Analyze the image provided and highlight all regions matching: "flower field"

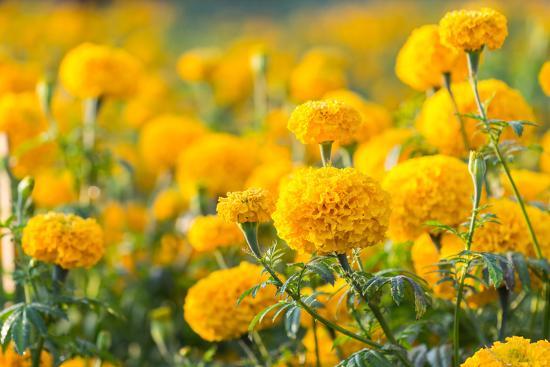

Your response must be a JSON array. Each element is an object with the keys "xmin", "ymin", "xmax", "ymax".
[{"xmin": 0, "ymin": 1, "xmax": 550, "ymax": 366}]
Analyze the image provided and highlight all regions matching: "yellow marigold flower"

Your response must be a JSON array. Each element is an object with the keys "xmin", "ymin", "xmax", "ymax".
[
  {"xmin": 60, "ymin": 357, "xmax": 115, "ymax": 367},
  {"xmin": 323, "ymin": 89, "xmax": 392, "ymax": 143},
  {"xmin": 0, "ymin": 92, "xmax": 55, "ymax": 178},
  {"xmin": 273, "ymin": 167, "xmax": 390, "ymax": 254},
  {"xmin": 176, "ymin": 133, "xmax": 257, "ymax": 199},
  {"xmin": 188, "ymin": 215, "xmax": 243, "ymax": 252},
  {"xmin": 354, "ymin": 128, "xmax": 413, "ymax": 181},
  {"xmin": 126, "ymin": 202, "xmax": 147, "ymax": 233},
  {"xmin": 290, "ymin": 47, "xmax": 347, "ymax": 102},
  {"xmin": 32, "ymin": 169, "xmax": 77, "ymax": 208},
  {"xmin": 153, "ymin": 188, "xmax": 187, "ymax": 221},
  {"xmin": 461, "ymin": 336, "xmax": 550, "ymax": 367},
  {"xmin": 245, "ymin": 159, "xmax": 295, "ymax": 198},
  {"xmin": 177, "ymin": 47, "xmax": 221, "ymax": 82},
  {"xmin": 541, "ymin": 131, "xmax": 550, "ymax": 174},
  {"xmin": 439, "ymin": 7, "xmax": 508, "ymax": 51},
  {"xmin": 472, "ymin": 198, "xmax": 550, "ymax": 258},
  {"xmin": 539, "ymin": 61, "xmax": 550, "ymax": 96},
  {"xmin": 501, "ymin": 169, "xmax": 550, "ymax": 205},
  {"xmin": 217, "ymin": 187, "xmax": 275, "ymax": 224},
  {"xmin": 0, "ymin": 59, "xmax": 38, "ymax": 95},
  {"xmin": 22, "ymin": 212, "xmax": 105, "ymax": 269},
  {"xmin": 183, "ymin": 262, "xmax": 278, "ymax": 341},
  {"xmin": 0, "ymin": 343, "xmax": 53, "ymax": 366},
  {"xmin": 395, "ymin": 24, "xmax": 468, "ymax": 91},
  {"xmin": 154, "ymin": 234, "xmax": 187, "ymax": 266},
  {"xmin": 59, "ymin": 42, "xmax": 142, "ymax": 99},
  {"xmin": 302, "ymin": 326, "xmax": 363, "ymax": 367},
  {"xmin": 301, "ymin": 279, "xmax": 350, "ymax": 327},
  {"xmin": 417, "ymin": 79, "xmax": 535, "ymax": 157},
  {"xmin": 288, "ymin": 100, "xmax": 361, "ymax": 145},
  {"xmin": 138, "ymin": 114, "xmax": 205, "ymax": 173},
  {"xmin": 382, "ymin": 155, "xmax": 471, "ymax": 242}
]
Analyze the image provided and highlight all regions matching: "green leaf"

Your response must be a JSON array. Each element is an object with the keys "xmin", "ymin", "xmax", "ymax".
[
  {"xmin": 11, "ymin": 309, "xmax": 30, "ymax": 355},
  {"xmin": 1, "ymin": 309, "xmax": 21, "ymax": 344},
  {"xmin": 390, "ymin": 276, "xmax": 406, "ymax": 306},
  {"xmin": 307, "ymin": 261, "xmax": 335, "ymax": 285},
  {"xmin": 248, "ymin": 302, "xmax": 286, "ymax": 332},
  {"xmin": 25, "ymin": 306, "xmax": 47, "ymax": 336},
  {"xmin": 284, "ymin": 306, "xmax": 301, "ymax": 339},
  {"xmin": 404, "ymin": 277, "xmax": 429, "ymax": 319},
  {"xmin": 337, "ymin": 349, "xmax": 394, "ymax": 367},
  {"xmin": 479, "ymin": 253, "xmax": 505, "ymax": 287}
]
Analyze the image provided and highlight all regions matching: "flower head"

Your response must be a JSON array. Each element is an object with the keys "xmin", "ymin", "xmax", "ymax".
[
  {"xmin": 461, "ymin": 336, "xmax": 550, "ymax": 366},
  {"xmin": 439, "ymin": 7, "xmax": 508, "ymax": 51},
  {"xmin": 539, "ymin": 61, "xmax": 550, "ymax": 96},
  {"xmin": 183, "ymin": 262, "xmax": 278, "ymax": 341},
  {"xmin": 0, "ymin": 343, "xmax": 53, "ymax": 367},
  {"xmin": 500, "ymin": 169, "xmax": 550, "ymax": 205},
  {"xmin": 323, "ymin": 89, "xmax": 392, "ymax": 144},
  {"xmin": 138, "ymin": 114, "xmax": 205, "ymax": 173},
  {"xmin": 396, "ymin": 24, "xmax": 467, "ymax": 91},
  {"xmin": 245, "ymin": 159, "xmax": 295, "ymax": 199},
  {"xmin": 32, "ymin": 169, "xmax": 77, "ymax": 208},
  {"xmin": 217, "ymin": 187, "xmax": 275, "ymax": 224},
  {"xmin": 541, "ymin": 131, "xmax": 550, "ymax": 174},
  {"xmin": 59, "ymin": 42, "xmax": 142, "ymax": 99},
  {"xmin": 187, "ymin": 215, "xmax": 243, "ymax": 252},
  {"xmin": 177, "ymin": 47, "xmax": 220, "ymax": 82},
  {"xmin": 382, "ymin": 155, "xmax": 471, "ymax": 242},
  {"xmin": 176, "ymin": 133, "xmax": 257, "ymax": 199},
  {"xmin": 60, "ymin": 358, "xmax": 115, "ymax": 367},
  {"xmin": 287, "ymin": 99, "xmax": 361, "ymax": 145},
  {"xmin": 417, "ymin": 79, "xmax": 534, "ymax": 157},
  {"xmin": 273, "ymin": 167, "xmax": 390, "ymax": 254},
  {"xmin": 152, "ymin": 188, "xmax": 187, "ymax": 221},
  {"xmin": 22, "ymin": 212, "xmax": 105, "ymax": 269}
]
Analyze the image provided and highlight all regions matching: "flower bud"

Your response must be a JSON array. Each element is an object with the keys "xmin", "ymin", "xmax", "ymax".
[{"xmin": 468, "ymin": 150, "xmax": 486, "ymax": 207}]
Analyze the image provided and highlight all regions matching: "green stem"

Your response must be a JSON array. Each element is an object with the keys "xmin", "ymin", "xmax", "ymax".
[
  {"xmin": 453, "ymin": 261, "xmax": 470, "ymax": 367},
  {"xmin": 497, "ymin": 286, "xmax": 510, "ymax": 341},
  {"xmin": 238, "ymin": 337, "xmax": 262, "ymax": 366},
  {"xmin": 320, "ymin": 142, "xmax": 333, "ymax": 167},
  {"xmin": 312, "ymin": 320, "xmax": 321, "ymax": 367},
  {"xmin": 443, "ymin": 72, "xmax": 470, "ymax": 152},
  {"xmin": 31, "ymin": 337, "xmax": 44, "ymax": 367},
  {"xmin": 213, "ymin": 250, "xmax": 228, "ymax": 269},
  {"xmin": 251, "ymin": 331, "xmax": 271, "ymax": 366}
]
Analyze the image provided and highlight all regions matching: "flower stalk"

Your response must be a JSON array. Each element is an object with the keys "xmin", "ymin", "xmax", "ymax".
[{"xmin": 320, "ymin": 141, "xmax": 333, "ymax": 167}]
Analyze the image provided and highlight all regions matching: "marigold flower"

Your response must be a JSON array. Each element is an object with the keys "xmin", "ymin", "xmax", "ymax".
[
  {"xmin": 287, "ymin": 100, "xmax": 361, "ymax": 145},
  {"xmin": 187, "ymin": 215, "xmax": 243, "ymax": 252},
  {"xmin": 245, "ymin": 159, "xmax": 295, "ymax": 198},
  {"xmin": 183, "ymin": 262, "xmax": 278, "ymax": 341},
  {"xmin": 541, "ymin": 131, "xmax": 550, "ymax": 174},
  {"xmin": 354, "ymin": 128, "xmax": 413, "ymax": 180},
  {"xmin": 177, "ymin": 47, "xmax": 221, "ymax": 82},
  {"xmin": 472, "ymin": 198, "xmax": 550, "ymax": 258},
  {"xmin": 32, "ymin": 169, "xmax": 77, "ymax": 208},
  {"xmin": 0, "ymin": 59, "xmax": 38, "ymax": 95},
  {"xmin": 154, "ymin": 234, "xmax": 187, "ymax": 266},
  {"xmin": 22, "ymin": 212, "xmax": 105, "ymax": 269},
  {"xmin": 396, "ymin": 24, "xmax": 467, "ymax": 91},
  {"xmin": 0, "ymin": 92, "xmax": 55, "ymax": 177},
  {"xmin": 302, "ymin": 326, "xmax": 363, "ymax": 367},
  {"xmin": 152, "ymin": 188, "xmax": 187, "ymax": 221},
  {"xmin": 461, "ymin": 336, "xmax": 550, "ymax": 366},
  {"xmin": 439, "ymin": 7, "xmax": 508, "ymax": 51},
  {"xmin": 382, "ymin": 155, "xmax": 471, "ymax": 242},
  {"xmin": 301, "ymin": 279, "xmax": 350, "ymax": 327},
  {"xmin": 290, "ymin": 47, "xmax": 347, "ymax": 102},
  {"xmin": 417, "ymin": 79, "xmax": 535, "ymax": 157},
  {"xmin": 176, "ymin": 133, "xmax": 257, "ymax": 199},
  {"xmin": 323, "ymin": 89, "xmax": 392, "ymax": 143},
  {"xmin": 500, "ymin": 169, "xmax": 550, "ymax": 205},
  {"xmin": 138, "ymin": 114, "xmax": 205, "ymax": 173},
  {"xmin": 540, "ymin": 61, "xmax": 550, "ymax": 96},
  {"xmin": 217, "ymin": 187, "xmax": 275, "ymax": 224},
  {"xmin": 59, "ymin": 42, "xmax": 142, "ymax": 99},
  {"xmin": 0, "ymin": 343, "xmax": 53, "ymax": 367},
  {"xmin": 273, "ymin": 167, "xmax": 390, "ymax": 254},
  {"xmin": 60, "ymin": 358, "xmax": 115, "ymax": 367}
]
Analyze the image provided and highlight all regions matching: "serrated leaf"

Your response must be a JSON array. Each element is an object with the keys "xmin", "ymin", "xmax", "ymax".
[
  {"xmin": 308, "ymin": 261, "xmax": 335, "ymax": 285},
  {"xmin": 284, "ymin": 306, "xmax": 301, "ymax": 339},
  {"xmin": 248, "ymin": 302, "xmax": 285, "ymax": 332},
  {"xmin": 25, "ymin": 307, "xmax": 47, "ymax": 336},
  {"xmin": 11, "ymin": 309, "xmax": 30, "ymax": 355},
  {"xmin": 404, "ymin": 278, "xmax": 429, "ymax": 319},
  {"xmin": 509, "ymin": 253, "xmax": 531, "ymax": 291},
  {"xmin": 1, "ymin": 309, "xmax": 21, "ymax": 344},
  {"xmin": 480, "ymin": 253, "xmax": 504, "ymax": 287},
  {"xmin": 390, "ymin": 277, "xmax": 406, "ymax": 306}
]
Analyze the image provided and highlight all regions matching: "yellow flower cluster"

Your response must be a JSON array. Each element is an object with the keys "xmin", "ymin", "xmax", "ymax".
[
  {"xmin": 382, "ymin": 155, "xmax": 471, "ymax": 242},
  {"xmin": 439, "ymin": 7, "xmax": 508, "ymax": 51},
  {"xmin": 395, "ymin": 24, "xmax": 467, "ymax": 91},
  {"xmin": 354, "ymin": 128, "xmax": 413, "ymax": 180},
  {"xmin": 301, "ymin": 279, "xmax": 350, "ymax": 327},
  {"xmin": 290, "ymin": 47, "xmax": 347, "ymax": 102},
  {"xmin": 32, "ymin": 169, "xmax": 77, "ymax": 208},
  {"xmin": 152, "ymin": 188, "xmax": 187, "ymax": 221},
  {"xmin": 59, "ymin": 42, "xmax": 142, "ymax": 99},
  {"xmin": 60, "ymin": 358, "xmax": 115, "ymax": 367},
  {"xmin": 176, "ymin": 133, "xmax": 257, "ymax": 199},
  {"xmin": 139, "ymin": 114, "xmax": 205, "ymax": 173},
  {"xmin": 472, "ymin": 198, "xmax": 550, "ymax": 258},
  {"xmin": 273, "ymin": 167, "xmax": 390, "ymax": 254},
  {"xmin": 287, "ymin": 99, "xmax": 361, "ymax": 145},
  {"xmin": 0, "ymin": 344, "xmax": 53, "ymax": 367},
  {"xmin": 177, "ymin": 47, "xmax": 221, "ymax": 82},
  {"xmin": 22, "ymin": 212, "xmax": 105, "ymax": 269},
  {"xmin": 323, "ymin": 89, "xmax": 392, "ymax": 144},
  {"xmin": 461, "ymin": 336, "xmax": 550, "ymax": 367},
  {"xmin": 539, "ymin": 61, "xmax": 550, "ymax": 96},
  {"xmin": 501, "ymin": 169, "xmax": 550, "ymax": 205},
  {"xmin": 302, "ymin": 326, "xmax": 363, "ymax": 367},
  {"xmin": 245, "ymin": 159, "xmax": 295, "ymax": 198},
  {"xmin": 0, "ymin": 92, "xmax": 55, "ymax": 177},
  {"xmin": 417, "ymin": 79, "xmax": 535, "ymax": 157},
  {"xmin": 187, "ymin": 215, "xmax": 243, "ymax": 252},
  {"xmin": 183, "ymin": 262, "xmax": 278, "ymax": 341},
  {"xmin": 217, "ymin": 187, "xmax": 275, "ymax": 224},
  {"xmin": 0, "ymin": 58, "xmax": 38, "ymax": 95},
  {"xmin": 541, "ymin": 131, "xmax": 550, "ymax": 174}
]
